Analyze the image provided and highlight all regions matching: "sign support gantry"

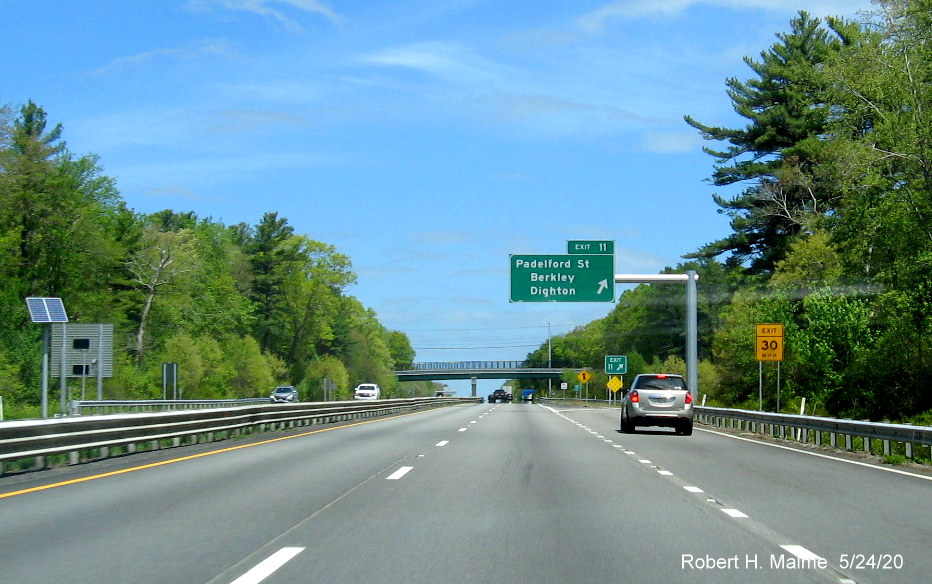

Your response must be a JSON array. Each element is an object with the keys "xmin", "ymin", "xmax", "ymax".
[{"xmin": 614, "ymin": 273, "xmax": 699, "ymax": 400}]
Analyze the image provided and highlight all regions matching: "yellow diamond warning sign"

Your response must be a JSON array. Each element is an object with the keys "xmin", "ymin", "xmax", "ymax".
[{"xmin": 607, "ymin": 376, "xmax": 623, "ymax": 392}]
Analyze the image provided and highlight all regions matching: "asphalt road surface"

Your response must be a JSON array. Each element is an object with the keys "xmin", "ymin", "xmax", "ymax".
[{"xmin": 1, "ymin": 402, "xmax": 929, "ymax": 584}]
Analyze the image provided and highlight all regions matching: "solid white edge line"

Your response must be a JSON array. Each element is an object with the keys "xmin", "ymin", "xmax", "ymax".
[
  {"xmin": 386, "ymin": 466, "xmax": 414, "ymax": 480},
  {"xmin": 779, "ymin": 545, "xmax": 823, "ymax": 561},
  {"xmin": 230, "ymin": 547, "xmax": 305, "ymax": 584},
  {"xmin": 699, "ymin": 427, "xmax": 932, "ymax": 482},
  {"xmin": 435, "ymin": 441, "xmax": 449, "ymax": 447}
]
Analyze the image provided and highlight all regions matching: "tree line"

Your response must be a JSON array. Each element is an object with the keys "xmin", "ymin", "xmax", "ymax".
[
  {"xmin": 0, "ymin": 102, "xmax": 436, "ymax": 418},
  {"xmin": 526, "ymin": 1, "xmax": 932, "ymax": 423}
]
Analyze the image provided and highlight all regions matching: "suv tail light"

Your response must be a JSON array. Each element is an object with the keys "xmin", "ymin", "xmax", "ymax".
[
  {"xmin": 630, "ymin": 390, "xmax": 639, "ymax": 403},
  {"xmin": 685, "ymin": 392, "xmax": 693, "ymax": 405}
]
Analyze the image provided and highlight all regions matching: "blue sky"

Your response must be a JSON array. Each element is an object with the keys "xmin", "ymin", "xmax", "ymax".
[{"xmin": 2, "ymin": 0, "xmax": 875, "ymax": 394}]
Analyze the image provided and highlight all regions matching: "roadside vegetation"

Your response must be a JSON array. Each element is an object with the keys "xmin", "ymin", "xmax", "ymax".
[
  {"xmin": 0, "ymin": 105, "xmax": 436, "ymax": 418},
  {"xmin": 525, "ymin": 2, "xmax": 932, "ymax": 424}
]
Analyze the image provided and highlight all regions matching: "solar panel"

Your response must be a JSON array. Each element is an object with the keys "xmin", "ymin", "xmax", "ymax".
[{"xmin": 25, "ymin": 297, "xmax": 69, "ymax": 323}]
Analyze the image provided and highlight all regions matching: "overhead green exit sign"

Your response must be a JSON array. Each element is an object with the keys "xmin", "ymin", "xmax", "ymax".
[
  {"xmin": 568, "ymin": 240, "xmax": 614, "ymax": 255},
  {"xmin": 510, "ymin": 254, "xmax": 615, "ymax": 302}
]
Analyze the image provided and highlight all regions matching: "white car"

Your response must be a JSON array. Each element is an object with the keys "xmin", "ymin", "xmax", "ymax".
[{"xmin": 353, "ymin": 383, "xmax": 380, "ymax": 400}]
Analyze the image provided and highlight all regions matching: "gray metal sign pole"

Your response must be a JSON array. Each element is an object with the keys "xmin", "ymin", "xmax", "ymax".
[
  {"xmin": 614, "ymin": 271, "xmax": 699, "ymax": 397},
  {"xmin": 60, "ymin": 323, "xmax": 68, "ymax": 415},
  {"xmin": 41, "ymin": 327, "xmax": 49, "ymax": 419}
]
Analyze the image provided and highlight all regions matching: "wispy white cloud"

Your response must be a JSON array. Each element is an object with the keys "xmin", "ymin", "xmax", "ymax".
[
  {"xmin": 207, "ymin": 109, "xmax": 308, "ymax": 133},
  {"xmin": 187, "ymin": 0, "xmax": 341, "ymax": 29},
  {"xmin": 364, "ymin": 42, "xmax": 500, "ymax": 87},
  {"xmin": 578, "ymin": 0, "xmax": 875, "ymax": 33},
  {"xmin": 490, "ymin": 93, "xmax": 654, "ymax": 126},
  {"xmin": 88, "ymin": 39, "xmax": 233, "ymax": 76},
  {"xmin": 641, "ymin": 130, "xmax": 703, "ymax": 153}
]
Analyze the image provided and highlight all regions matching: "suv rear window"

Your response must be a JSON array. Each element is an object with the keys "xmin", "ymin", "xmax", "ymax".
[{"xmin": 634, "ymin": 376, "xmax": 686, "ymax": 390}]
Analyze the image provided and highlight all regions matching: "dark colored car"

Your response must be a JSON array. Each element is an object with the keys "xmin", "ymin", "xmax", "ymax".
[
  {"xmin": 487, "ymin": 389, "xmax": 513, "ymax": 403},
  {"xmin": 619, "ymin": 374, "xmax": 693, "ymax": 435}
]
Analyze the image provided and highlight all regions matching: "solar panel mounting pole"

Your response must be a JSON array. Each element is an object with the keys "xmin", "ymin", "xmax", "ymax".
[
  {"xmin": 41, "ymin": 327, "xmax": 49, "ymax": 419},
  {"xmin": 25, "ymin": 298, "xmax": 69, "ymax": 418}
]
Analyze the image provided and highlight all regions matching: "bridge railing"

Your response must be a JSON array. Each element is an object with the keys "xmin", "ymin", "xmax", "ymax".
[{"xmin": 396, "ymin": 360, "xmax": 577, "ymax": 370}]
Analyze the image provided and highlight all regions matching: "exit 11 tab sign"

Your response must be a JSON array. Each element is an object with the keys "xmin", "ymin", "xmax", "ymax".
[
  {"xmin": 568, "ymin": 240, "xmax": 614, "ymax": 255},
  {"xmin": 510, "ymin": 254, "xmax": 614, "ymax": 302}
]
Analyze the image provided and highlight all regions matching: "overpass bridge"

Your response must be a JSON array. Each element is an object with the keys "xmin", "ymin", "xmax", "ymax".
[{"xmin": 394, "ymin": 361, "xmax": 576, "ymax": 382}]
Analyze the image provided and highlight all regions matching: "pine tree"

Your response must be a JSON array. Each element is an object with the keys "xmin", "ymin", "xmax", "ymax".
[{"xmin": 684, "ymin": 12, "xmax": 859, "ymax": 273}]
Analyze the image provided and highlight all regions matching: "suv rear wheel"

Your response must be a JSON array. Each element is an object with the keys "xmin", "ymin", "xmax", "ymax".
[{"xmin": 619, "ymin": 411, "xmax": 635, "ymax": 433}]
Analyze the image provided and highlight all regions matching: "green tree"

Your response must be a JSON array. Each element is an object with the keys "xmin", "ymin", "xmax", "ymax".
[
  {"xmin": 126, "ymin": 226, "xmax": 198, "ymax": 362},
  {"xmin": 238, "ymin": 212, "xmax": 304, "ymax": 354},
  {"xmin": 302, "ymin": 355, "xmax": 350, "ymax": 401},
  {"xmin": 182, "ymin": 219, "xmax": 255, "ymax": 339},
  {"xmin": 278, "ymin": 236, "xmax": 355, "ymax": 383},
  {"xmin": 769, "ymin": 230, "xmax": 844, "ymax": 294},
  {"xmin": 386, "ymin": 330, "xmax": 415, "ymax": 367},
  {"xmin": 685, "ymin": 12, "xmax": 859, "ymax": 273},
  {"xmin": 224, "ymin": 335, "xmax": 284, "ymax": 398},
  {"xmin": 823, "ymin": 0, "xmax": 932, "ymax": 290}
]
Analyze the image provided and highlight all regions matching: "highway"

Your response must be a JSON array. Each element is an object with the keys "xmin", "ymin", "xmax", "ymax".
[{"xmin": 1, "ymin": 402, "xmax": 929, "ymax": 584}]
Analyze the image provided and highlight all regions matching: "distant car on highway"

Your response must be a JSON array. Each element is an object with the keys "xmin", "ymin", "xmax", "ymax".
[
  {"xmin": 487, "ymin": 388, "xmax": 512, "ymax": 403},
  {"xmin": 619, "ymin": 374, "xmax": 693, "ymax": 435},
  {"xmin": 269, "ymin": 385, "xmax": 298, "ymax": 403},
  {"xmin": 353, "ymin": 383, "xmax": 380, "ymax": 400}
]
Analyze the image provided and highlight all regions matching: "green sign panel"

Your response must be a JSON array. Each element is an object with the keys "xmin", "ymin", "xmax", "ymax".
[
  {"xmin": 510, "ymin": 254, "xmax": 614, "ymax": 302},
  {"xmin": 604, "ymin": 355, "xmax": 628, "ymax": 375},
  {"xmin": 568, "ymin": 240, "xmax": 614, "ymax": 255}
]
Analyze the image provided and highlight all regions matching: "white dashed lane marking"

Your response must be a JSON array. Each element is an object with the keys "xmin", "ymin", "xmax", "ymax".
[
  {"xmin": 546, "ymin": 408, "xmax": 857, "ymax": 583},
  {"xmin": 230, "ymin": 547, "xmax": 305, "ymax": 584},
  {"xmin": 435, "ymin": 441, "xmax": 449, "ymax": 447},
  {"xmin": 779, "ymin": 545, "xmax": 823, "ymax": 561},
  {"xmin": 386, "ymin": 466, "xmax": 414, "ymax": 480}
]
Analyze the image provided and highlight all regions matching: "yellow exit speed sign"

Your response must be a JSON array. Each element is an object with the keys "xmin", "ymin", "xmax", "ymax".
[{"xmin": 756, "ymin": 323, "xmax": 784, "ymax": 361}]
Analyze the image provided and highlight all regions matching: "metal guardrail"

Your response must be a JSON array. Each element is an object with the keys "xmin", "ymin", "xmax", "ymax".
[
  {"xmin": 69, "ymin": 398, "xmax": 270, "ymax": 415},
  {"xmin": 0, "ymin": 397, "xmax": 479, "ymax": 474},
  {"xmin": 694, "ymin": 406, "xmax": 932, "ymax": 459}
]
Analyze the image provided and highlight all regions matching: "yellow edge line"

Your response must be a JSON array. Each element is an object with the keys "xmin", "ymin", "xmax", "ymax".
[{"xmin": 1, "ymin": 409, "xmax": 426, "ymax": 500}]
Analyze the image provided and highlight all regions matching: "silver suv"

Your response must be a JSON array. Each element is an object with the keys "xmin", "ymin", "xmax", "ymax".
[{"xmin": 619, "ymin": 374, "xmax": 693, "ymax": 435}]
